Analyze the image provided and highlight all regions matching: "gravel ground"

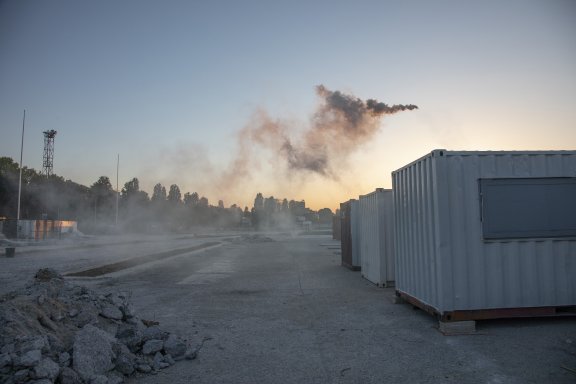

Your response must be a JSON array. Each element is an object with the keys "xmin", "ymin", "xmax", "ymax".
[{"xmin": 2, "ymin": 232, "xmax": 575, "ymax": 383}]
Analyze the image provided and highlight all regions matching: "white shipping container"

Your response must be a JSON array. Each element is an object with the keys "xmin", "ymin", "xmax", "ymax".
[
  {"xmin": 358, "ymin": 189, "xmax": 395, "ymax": 287},
  {"xmin": 392, "ymin": 149, "xmax": 576, "ymax": 321},
  {"xmin": 351, "ymin": 199, "xmax": 361, "ymax": 269}
]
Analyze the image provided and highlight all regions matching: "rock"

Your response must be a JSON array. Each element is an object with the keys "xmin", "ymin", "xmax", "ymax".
[
  {"xmin": 113, "ymin": 343, "xmax": 136, "ymax": 376},
  {"xmin": 100, "ymin": 304, "xmax": 123, "ymax": 321},
  {"xmin": 35, "ymin": 268, "xmax": 63, "ymax": 282},
  {"xmin": 73, "ymin": 324, "xmax": 116, "ymax": 382},
  {"xmin": 141, "ymin": 326, "xmax": 166, "ymax": 342},
  {"xmin": 164, "ymin": 354, "xmax": 175, "ymax": 366},
  {"xmin": 13, "ymin": 368, "xmax": 30, "ymax": 382},
  {"xmin": 0, "ymin": 353, "xmax": 12, "ymax": 369},
  {"xmin": 58, "ymin": 352, "xmax": 71, "ymax": 367},
  {"xmin": 136, "ymin": 363, "xmax": 152, "ymax": 373},
  {"xmin": 106, "ymin": 372, "xmax": 125, "ymax": 384},
  {"xmin": 58, "ymin": 367, "xmax": 83, "ymax": 384},
  {"xmin": 31, "ymin": 379, "xmax": 53, "ymax": 384},
  {"xmin": 152, "ymin": 352, "xmax": 170, "ymax": 370},
  {"xmin": 47, "ymin": 334, "xmax": 66, "ymax": 354},
  {"xmin": 116, "ymin": 323, "xmax": 143, "ymax": 353},
  {"xmin": 185, "ymin": 348, "xmax": 198, "ymax": 360},
  {"xmin": 18, "ymin": 349, "xmax": 42, "ymax": 367},
  {"xmin": 90, "ymin": 374, "xmax": 109, "ymax": 384},
  {"xmin": 142, "ymin": 340, "xmax": 163, "ymax": 355},
  {"xmin": 17, "ymin": 336, "xmax": 48, "ymax": 354},
  {"xmin": 33, "ymin": 357, "xmax": 60, "ymax": 380},
  {"xmin": 68, "ymin": 308, "xmax": 79, "ymax": 318},
  {"xmin": 1, "ymin": 344, "xmax": 15, "ymax": 354},
  {"xmin": 163, "ymin": 334, "xmax": 187, "ymax": 360}
]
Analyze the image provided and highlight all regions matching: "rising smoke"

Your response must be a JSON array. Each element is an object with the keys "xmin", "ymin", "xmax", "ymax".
[{"xmin": 218, "ymin": 85, "xmax": 417, "ymax": 191}]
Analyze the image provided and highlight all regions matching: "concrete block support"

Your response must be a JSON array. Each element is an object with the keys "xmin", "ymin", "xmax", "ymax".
[{"xmin": 439, "ymin": 320, "xmax": 476, "ymax": 335}]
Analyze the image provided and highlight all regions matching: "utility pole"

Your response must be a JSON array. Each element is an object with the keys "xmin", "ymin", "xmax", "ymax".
[
  {"xmin": 17, "ymin": 110, "xmax": 25, "ymax": 240},
  {"xmin": 115, "ymin": 154, "xmax": 119, "ymax": 227}
]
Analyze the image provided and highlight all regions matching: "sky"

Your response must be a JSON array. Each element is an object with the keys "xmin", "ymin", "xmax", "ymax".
[{"xmin": 1, "ymin": 0, "xmax": 575, "ymax": 211}]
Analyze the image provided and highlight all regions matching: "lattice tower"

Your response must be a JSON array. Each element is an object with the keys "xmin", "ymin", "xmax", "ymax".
[{"xmin": 42, "ymin": 130, "xmax": 57, "ymax": 177}]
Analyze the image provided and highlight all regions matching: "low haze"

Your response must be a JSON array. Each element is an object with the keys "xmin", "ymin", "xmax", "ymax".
[{"xmin": 1, "ymin": 0, "xmax": 575, "ymax": 210}]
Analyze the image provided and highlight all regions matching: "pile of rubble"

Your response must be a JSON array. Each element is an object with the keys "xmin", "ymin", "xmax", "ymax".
[{"xmin": 0, "ymin": 269, "xmax": 197, "ymax": 384}]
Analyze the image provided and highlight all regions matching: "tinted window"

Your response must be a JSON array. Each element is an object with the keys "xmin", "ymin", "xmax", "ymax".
[{"xmin": 480, "ymin": 178, "xmax": 576, "ymax": 239}]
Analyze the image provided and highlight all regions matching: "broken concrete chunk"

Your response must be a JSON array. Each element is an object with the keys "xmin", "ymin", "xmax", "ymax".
[
  {"xmin": 31, "ymin": 379, "xmax": 53, "ymax": 384},
  {"xmin": 89, "ymin": 374, "xmax": 110, "ymax": 384},
  {"xmin": 116, "ymin": 323, "xmax": 143, "ymax": 353},
  {"xmin": 34, "ymin": 268, "xmax": 63, "ymax": 282},
  {"xmin": 1, "ymin": 344, "xmax": 15, "ymax": 355},
  {"xmin": 142, "ymin": 339, "xmax": 164, "ymax": 355},
  {"xmin": 13, "ymin": 368, "xmax": 30, "ymax": 382},
  {"xmin": 163, "ymin": 334, "xmax": 187, "ymax": 360},
  {"xmin": 58, "ymin": 352, "xmax": 71, "ymax": 367},
  {"xmin": 136, "ymin": 363, "xmax": 152, "ymax": 373},
  {"xmin": 68, "ymin": 308, "xmax": 79, "ymax": 318},
  {"xmin": 164, "ymin": 353, "xmax": 175, "ymax": 366},
  {"xmin": 58, "ymin": 367, "xmax": 83, "ymax": 384},
  {"xmin": 113, "ymin": 342, "xmax": 136, "ymax": 375},
  {"xmin": 100, "ymin": 304, "xmax": 124, "ymax": 321},
  {"xmin": 73, "ymin": 324, "xmax": 116, "ymax": 382},
  {"xmin": 32, "ymin": 357, "xmax": 60, "ymax": 380},
  {"xmin": 17, "ymin": 349, "xmax": 42, "ymax": 367},
  {"xmin": 141, "ymin": 326, "xmax": 167, "ymax": 342},
  {"xmin": 16, "ymin": 336, "xmax": 48, "ymax": 354},
  {"xmin": 0, "ymin": 353, "xmax": 12, "ymax": 369},
  {"xmin": 105, "ymin": 372, "xmax": 125, "ymax": 384}
]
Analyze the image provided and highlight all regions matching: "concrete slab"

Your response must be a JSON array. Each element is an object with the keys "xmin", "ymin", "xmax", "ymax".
[{"xmin": 1, "ymin": 233, "xmax": 574, "ymax": 383}]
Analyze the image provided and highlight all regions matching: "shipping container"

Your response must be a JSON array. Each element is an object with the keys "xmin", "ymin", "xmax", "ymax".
[
  {"xmin": 392, "ymin": 150, "xmax": 576, "ymax": 321},
  {"xmin": 340, "ymin": 199, "xmax": 361, "ymax": 271},
  {"xmin": 332, "ymin": 215, "xmax": 341, "ymax": 240},
  {"xmin": 1, "ymin": 219, "xmax": 78, "ymax": 240},
  {"xmin": 358, "ymin": 188, "xmax": 395, "ymax": 287}
]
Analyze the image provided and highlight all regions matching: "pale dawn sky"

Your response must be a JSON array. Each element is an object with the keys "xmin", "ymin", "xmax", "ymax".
[{"xmin": 1, "ymin": 0, "xmax": 575, "ymax": 210}]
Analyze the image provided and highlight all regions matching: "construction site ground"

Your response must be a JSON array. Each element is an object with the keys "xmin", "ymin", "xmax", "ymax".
[{"xmin": 1, "ymin": 232, "xmax": 575, "ymax": 383}]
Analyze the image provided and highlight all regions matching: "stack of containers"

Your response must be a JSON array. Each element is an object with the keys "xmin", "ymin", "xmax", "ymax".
[{"xmin": 358, "ymin": 188, "xmax": 395, "ymax": 287}]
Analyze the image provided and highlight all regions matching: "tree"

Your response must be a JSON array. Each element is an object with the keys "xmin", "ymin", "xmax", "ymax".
[
  {"xmin": 91, "ymin": 176, "xmax": 113, "ymax": 192},
  {"xmin": 318, "ymin": 208, "xmax": 334, "ymax": 223},
  {"xmin": 121, "ymin": 178, "xmax": 140, "ymax": 199},
  {"xmin": 151, "ymin": 183, "xmax": 167, "ymax": 203},
  {"xmin": 253, "ymin": 193, "xmax": 263, "ymax": 211},
  {"xmin": 183, "ymin": 192, "xmax": 199, "ymax": 206},
  {"xmin": 119, "ymin": 178, "xmax": 149, "ymax": 231},
  {"xmin": 167, "ymin": 184, "xmax": 181, "ymax": 204},
  {"xmin": 90, "ymin": 176, "xmax": 116, "ymax": 222}
]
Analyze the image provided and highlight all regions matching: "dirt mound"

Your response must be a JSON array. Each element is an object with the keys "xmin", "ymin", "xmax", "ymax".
[{"xmin": 0, "ymin": 268, "xmax": 197, "ymax": 383}]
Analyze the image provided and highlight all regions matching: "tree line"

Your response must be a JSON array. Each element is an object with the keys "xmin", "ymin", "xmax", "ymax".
[{"xmin": 0, "ymin": 157, "xmax": 333, "ymax": 234}]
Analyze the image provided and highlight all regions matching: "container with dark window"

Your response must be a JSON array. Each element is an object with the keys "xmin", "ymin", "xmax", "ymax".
[{"xmin": 392, "ymin": 150, "xmax": 576, "ymax": 321}]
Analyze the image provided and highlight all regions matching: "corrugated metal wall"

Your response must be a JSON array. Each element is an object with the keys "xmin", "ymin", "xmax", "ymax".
[
  {"xmin": 393, "ymin": 150, "xmax": 576, "ymax": 313},
  {"xmin": 359, "ymin": 189, "xmax": 395, "ymax": 286},
  {"xmin": 350, "ymin": 199, "xmax": 361, "ymax": 269},
  {"xmin": 340, "ymin": 200, "xmax": 361, "ymax": 270},
  {"xmin": 332, "ymin": 215, "xmax": 341, "ymax": 240}
]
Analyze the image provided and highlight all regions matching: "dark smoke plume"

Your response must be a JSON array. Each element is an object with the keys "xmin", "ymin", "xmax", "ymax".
[{"xmin": 218, "ymin": 85, "xmax": 417, "ymax": 189}]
